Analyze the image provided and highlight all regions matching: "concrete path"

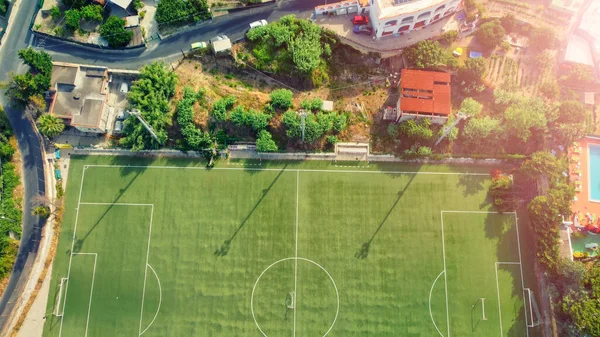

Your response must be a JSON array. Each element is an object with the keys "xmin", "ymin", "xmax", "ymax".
[{"xmin": 16, "ymin": 266, "xmax": 52, "ymax": 337}]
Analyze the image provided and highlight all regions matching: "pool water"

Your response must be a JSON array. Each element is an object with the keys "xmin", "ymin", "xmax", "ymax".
[{"xmin": 591, "ymin": 145, "xmax": 600, "ymax": 201}]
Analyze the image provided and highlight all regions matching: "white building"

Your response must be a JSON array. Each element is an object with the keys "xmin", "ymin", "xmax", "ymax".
[{"xmin": 369, "ymin": 0, "xmax": 462, "ymax": 38}]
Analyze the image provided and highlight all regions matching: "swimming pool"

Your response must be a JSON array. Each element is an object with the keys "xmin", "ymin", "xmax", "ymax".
[{"xmin": 591, "ymin": 145, "xmax": 600, "ymax": 201}]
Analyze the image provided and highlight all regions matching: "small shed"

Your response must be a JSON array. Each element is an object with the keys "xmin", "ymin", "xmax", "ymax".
[{"xmin": 469, "ymin": 51, "xmax": 483, "ymax": 58}]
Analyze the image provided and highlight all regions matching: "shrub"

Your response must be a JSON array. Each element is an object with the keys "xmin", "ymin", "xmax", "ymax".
[
  {"xmin": 0, "ymin": 0, "xmax": 7, "ymax": 16},
  {"xmin": 50, "ymin": 5, "xmax": 61, "ymax": 19},
  {"xmin": 476, "ymin": 19, "xmax": 505, "ymax": 50},
  {"xmin": 300, "ymin": 97, "xmax": 323, "ymax": 111},
  {"xmin": 326, "ymin": 135, "xmax": 338, "ymax": 144},
  {"xmin": 80, "ymin": 4, "xmax": 103, "ymax": 22},
  {"xmin": 256, "ymin": 130, "xmax": 278, "ymax": 152},
  {"xmin": 64, "ymin": 9, "xmax": 81, "ymax": 31},
  {"xmin": 211, "ymin": 96, "xmax": 236, "ymax": 122},
  {"xmin": 439, "ymin": 30, "xmax": 458, "ymax": 45},
  {"xmin": 100, "ymin": 16, "xmax": 133, "ymax": 48},
  {"xmin": 270, "ymin": 89, "xmax": 293, "ymax": 109}
]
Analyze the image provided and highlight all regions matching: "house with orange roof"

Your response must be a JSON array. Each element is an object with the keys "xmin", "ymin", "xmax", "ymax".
[{"xmin": 393, "ymin": 69, "xmax": 451, "ymax": 123}]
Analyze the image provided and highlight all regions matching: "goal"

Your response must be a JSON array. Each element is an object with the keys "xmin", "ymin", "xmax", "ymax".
[
  {"xmin": 524, "ymin": 288, "xmax": 542, "ymax": 327},
  {"xmin": 286, "ymin": 291, "xmax": 296, "ymax": 309},
  {"xmin": 334, "ymin": 142, "xmax": 369, "ymax": 167},
  {"xmin": 54, "ymin": 277, "xmax": 68, "ymax": 317}
]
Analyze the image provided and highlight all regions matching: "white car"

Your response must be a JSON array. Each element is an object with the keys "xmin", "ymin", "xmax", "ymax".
[{"xmin": 248, "ymin": 19, "xmax": 268, "ymax": 30}]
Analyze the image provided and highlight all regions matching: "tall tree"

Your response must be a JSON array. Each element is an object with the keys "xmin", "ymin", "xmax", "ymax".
[
  {"xmin": 503, "ymin": 96, "xmax": 548, "ymax": 142},
  {"xmin": 100, "ymin": 16, "xmax": 133, "ymax": 48},
  {"xmin": 548, "ymin": 101, "xmax": 590, "ymax": 146},
  {"xmin": 37, "ymin": 114, "xmax": 65, "ymax": 138},
  {"xmin": 530, "ymin": 26, "xmax": 556, "ymax": 51},
  {"xmin": 405, "ymin": 40, "xmax": 447, "ymax": 69},
  {"xmin": 476, "ymin": 19, "xmax": 505, "ymax": 50}
]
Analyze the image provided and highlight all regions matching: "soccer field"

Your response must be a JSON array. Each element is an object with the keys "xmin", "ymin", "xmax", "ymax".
[{"xmin": 43, "ymin": 156, "xmax": 538, "ymax": 337}]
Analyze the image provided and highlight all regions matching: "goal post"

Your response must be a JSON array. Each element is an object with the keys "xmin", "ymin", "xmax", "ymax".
[
  {"xmin": 524, "ymin": 288, "xmax": 542, "ymax": 327},
  {"xmin": 334, "ymin": 142, "xmax": 369, "ymax": 167},
  {"xmin": 286, "ymin": 291, "xmax": 296, "ymax": 309},
  {"xmin": 54, "ymin": 277, "xmax": 68, "ymax": 317},
  {"xmin": 481, "ymin": 298, "xmax": 487, "ymax": 321}
]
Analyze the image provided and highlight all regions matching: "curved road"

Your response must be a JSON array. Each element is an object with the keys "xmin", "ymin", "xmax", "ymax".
[
  {"xmin": 0, "ymin": 0, "xmax": 46, "ymax": 330},
  {"xmin": 0, "ymin": 0, "xmax": 320, "ymax": 333}
]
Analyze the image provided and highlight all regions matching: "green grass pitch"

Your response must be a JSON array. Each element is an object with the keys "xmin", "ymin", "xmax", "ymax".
[{"xmin": 43, "ymin": 156, "xmax": 539, "ymax": 337}]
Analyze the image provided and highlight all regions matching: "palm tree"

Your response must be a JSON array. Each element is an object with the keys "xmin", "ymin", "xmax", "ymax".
[{"xmin": 37, "ymin": 114, "xmax": 64, "ymax": 138}]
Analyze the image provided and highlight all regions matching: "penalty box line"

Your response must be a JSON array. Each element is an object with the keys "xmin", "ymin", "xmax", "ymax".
[
  {"xmin": 58, "ymin": 166, "xmax": 155, "ymax": 337},
  {"xmin": 440, "ymin": 211, "xmax": 528, "ymax": 337}
]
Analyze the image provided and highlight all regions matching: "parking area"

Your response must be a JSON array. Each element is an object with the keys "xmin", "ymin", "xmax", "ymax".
[{"xmin": 106, "ymin": 73, "xmax": 134, "ymax": 137}]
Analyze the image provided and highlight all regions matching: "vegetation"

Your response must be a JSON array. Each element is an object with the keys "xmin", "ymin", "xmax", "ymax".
[
  {"xmin": 37, "ymin": 114, "xmax": 65, "ymax": 138},
  {"xmin": 229, "ymin": 106, "xmax": 271, "ymax": 131},
  {"xmin": 530, "ymin": 26, "xmax": 556, "ymax": 51},
  {"xmin": 64, "ymin": 9, "xmax": 82, "ymax": 30},
  {"xmin": 156, "ymin": 0, "xmax": 211, "ymax": 25},
  {"xmin": 245, "ymin": 15, "xmax": 333, "ymax": 87},
  {"xmin": 282, "ymin": 110, "xmax": 347, "ymax": 144},
  {"xmin": 398, "ymin": 118, "xmax": 434, "ymax": 142},
  {"xmin": 476, "ymin": 19, "xmax": 505, "ymax": 50},
  {"xmin": 5, "ymin": 49, "xmax": 52, "ymax": 104},
  {"xmin": 0, "ymin": 0, "xmax": 7, "ymax": 16},
  {"xmin": 80, "ymin": 4, "xmax": 103, "ymax": 22},
  {"xmin": 404, "ymin": 40, "xmax": 447, "ymax": 69},
  {"xmin": 459, "ymin": 98, "xmax": 483, "ymax": 117},
  {"xmin": 100, "ymin": 16, "xmax": 133, "ymax": 48},
  {"xmin": 62, "ymin": 0, "xmax": 86, "ymax": 9},
  {"xmin": 0, "ymin": 107, "xmax": 22, "ymax": 282},
  {"xmin": 255, "ymin": 130, "xmax": 278, "ymax": 152},
  {"xmin": 50, "ymin": 5, "xmax": 61, "ymax": 19},
  {"xmin": 461, "ymin": 116, "xmax": 502, "ymax": 152},
  {"xmin": 458, "ymin": 58, "xmax": 487, "ymax": 87},
  {"xmin": 211, "ymin": 96, "xmax": 237, "ymax": 122},
  {"xmin": 548, "ymin": 101, "xmax": 591, "ymax": 147},
  {"xmin": 561, "ymin": 264, "xmax": 600, "ymax": 335},
  {"xmin": 176, "ymin": 87, "xmax": 212, "ymax": 150},
  {"xmin": 270, "ymin": 89, "xmax": 294, "ymax": 110},
  {"xmin": 121, "ymin": 62, "xmax": 177, "ymax": 150},
  {"xmin": 489, "ymin": 170, "xmax": 513, "ymax": 213},
  {"xmin": 32, "ymin": 205, "xmax": 51, "ymax": 218},
  {"xmin": 439, "ymin": 30, "xmax": 459, "ymax": 45},
  {"xmin": 538, "ymin": 80, "xmax": 559, "ymax": 100}
]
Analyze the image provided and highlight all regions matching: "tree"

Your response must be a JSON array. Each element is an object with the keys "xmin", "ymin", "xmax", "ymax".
[
  {"xmin": 504, "ymin": 97, "xmax": 548, "ymax": 142},
  {"xmin": 458, "ymin": 57, "xmax": 487, "ymax": 85},
  {"xmin": 439, "ymin": 30, "xmax": 458, "ymax": 46},
  {"xmin": 270, "ymin": 89, "xmax": 293, "ymax": 110},
  {"xmin": 405, "ymin": 40, "xmax": 447, "ymax": 69},
  {"xmin": 300, "ymin": 98, "xmax": 322, "ymax": 111},
  {"xmin": 18, "ymin": 48, "xmax": 53, "ymax": 75},
  {"xmin": 520, "ymin": 151, "xmax": 564, "ymax": 182},
  {"xmin": 120, "ymin": 62, "xmax": 177, "ymax": 150},
  {"xmin": 32, "ymin": 205, "xmax": 51, "ymax": 218},
  {"xmin": 176, "ymin": 87, "xmax": 212, "ymax": 150},
  {"xmin": 538, "ymin": 79, "xmax": 559, "ymax": 100},
  {"xmin": 64, "ymin": 9, "xmax": 81, "ymax": 31},
  {"xmin": 476, "ymin": 19, "xmax": 505, "ymax": 50},
  {"xmin": 80, "ymin": 4, "xmax": 103, "ymax": 22},
  {"xmin": 0, "ymin": 0, "xmax": 7, "ymax": 16},
  {"xmin": 398, "ymin": 118, "xmax": 434, "ymax": 141},
  {"xmin": 256, "ymin": 130, "xmax": 278, "ymax": 152},
  {"xmin": 530, "ymin": 26, "xmax": 556, "ymax": 51},
  {"xmin": 489, "ymin": 174, "xmax": 514, "ymax": 213},
  {"xmin": 549, "ymin": 101, "xmax": 590, "ymax": 146},
  {"xmin": 282, "ymin": 110, "xmax": 323, "ymax": 143},
  {"xmin": 156, "ymin": 0, "xmax": 211, "ymax": 24},
  {"xmin": 211, "ymin": 96, "xmax": 236, "ymax": 122},
  {"xmin": 37, "ymin": 114, "xmax": 65, "ymax": 138},
  {"xmin": 459, "ymin": 97, "xmax": 483, "ymax": 117},
  {"xmin": 28, "ymin": 94, "xmax": 47, "ymax": 117},
  {"xmin": 100, "ymin": 16, "xmax": 133, "ymax": 48},
  {"xmin": 563, "ymin": 64, "xmax": 594, "ymax": 84},
  {"xmin": 461, "ymin": 116, "xmax": 502, "ymax": 150},
  {"xmin": 500, "ymin": 13, "xmax": 517, "ymax": 33},
  {"xmin": 534, "ymin": 49, "xmax": 554, "ymax": 71},
  {"xmin": 562, "ymin": 265, "xmax": 600, "ymax": 336},
  {"xmin": 50, "ymin": 5, "xmax": 61, "ymax": 19}
]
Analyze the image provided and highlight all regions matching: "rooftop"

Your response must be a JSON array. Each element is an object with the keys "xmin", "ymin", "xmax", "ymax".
[
  {"xmin": 400, "ymin": 69, "xmax": 451, "ymax": 115},
  {"xmin": 49, "ymin": 64, "xmax": 108, "ymax": 129},
  {"xmin": 375, "ymin": 0, "xmax": 448, "ymax": 19},
  {"xmin": 51, "ymin": 65, "xmax": 78, "ymax": 86},
  {"xmin": 578, "ymin": 0, "xmax": 600, "ymax": 53}
]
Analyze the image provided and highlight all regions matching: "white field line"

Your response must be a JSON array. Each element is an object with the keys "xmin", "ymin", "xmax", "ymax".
[
  {"xmin": 79, "ymin": 202, "xmax": 154, "ymax": 206},
  {"xmin": 439, "ymin": 212, "xmax": 451, "ymax": 337},
  {"xmin": 495, "ymin": 263, "xmax": 503, "ymax": 337},
  {"xmin": 79, "ymin": 253, "xmax": 97, "ymax": 337},
  {"xmin": 83, "ymin": 164, "xmax": 489, "ymax": 176},
  {"xmin": 140, "ymin": 264, "xmax": 163, "ymax": 336},
  {"xmin": 139, "ymin": 205, "xmax": 155, "ymax": 336},
  {"xmin": 58, "ymin": 166, "xmax": 87, "ymax": 337},
  {"xmin": 512, "ymin": 213, "xmax": 531, "ymax": 337},
  {"xmin": 428, "ymin": 270, "xmax": 446, "ymax": 337},
  {"xmin": 293, "ymin": 171, "xmax": 299, "ymax": 337}
]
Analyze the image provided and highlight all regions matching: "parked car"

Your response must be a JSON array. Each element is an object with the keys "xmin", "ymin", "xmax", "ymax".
[
  {"xmin": 353, "ymin": 25, "xmax": 373, "ymax": 35},
  {"xmin": 191, "ymin": 41, "xmax": 207, "ymax": 50},
  {"xmin": 352, "ymin": 15, "xmax": 369, "ymax": 25},
  {"xmin": 249, "ymin": 19, "xmax": 268, "ymax": 30}
]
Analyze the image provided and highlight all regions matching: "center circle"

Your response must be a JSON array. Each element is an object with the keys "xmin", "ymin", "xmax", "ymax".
[{"xmin": 251, "ymin": 257, "xmax": 339, "ymax": 337}]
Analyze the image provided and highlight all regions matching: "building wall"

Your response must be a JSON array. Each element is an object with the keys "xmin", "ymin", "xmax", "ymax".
[{"xmin": 369, "ymin": 0, "xmax": 461, "ymax": 38}]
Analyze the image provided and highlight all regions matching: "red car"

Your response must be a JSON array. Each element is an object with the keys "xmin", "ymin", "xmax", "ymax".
[{"xmin": 352, "ymin": 15, "xmax": 369, "ymax": 25}]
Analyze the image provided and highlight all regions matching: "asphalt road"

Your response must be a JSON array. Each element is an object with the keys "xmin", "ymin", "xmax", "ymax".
[
  {"xmin": 0, "ymin": 0, "xmax": 47, "ymax": 331},
  {"xmin": 41, "ymin": 0, "xmax": 323, "ymax": 69}
]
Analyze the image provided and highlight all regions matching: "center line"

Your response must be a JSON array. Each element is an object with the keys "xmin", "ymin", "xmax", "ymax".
[{"xmin": 293, "ymin": 171, "xmax": 299, "ymax": 337}]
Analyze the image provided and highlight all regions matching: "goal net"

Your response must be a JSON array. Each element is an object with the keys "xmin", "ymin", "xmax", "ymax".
[
  {"xmin": 54, "ymin": 277, "xmax": 68, "ymax": 317},
  {"xmin": 334, "ymin": 143, "xmax": 369, "ymax": 167},
  {"xmin": 524, "ymin": 288, "xmax": 542, "ymax": 327}
]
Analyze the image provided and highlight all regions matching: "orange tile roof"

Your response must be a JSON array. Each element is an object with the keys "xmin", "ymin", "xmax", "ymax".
[{"xmin": 400, "ymin": 69, "xmax": 451, "ymax": 115}]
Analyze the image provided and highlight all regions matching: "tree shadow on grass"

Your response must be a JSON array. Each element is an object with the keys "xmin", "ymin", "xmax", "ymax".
[
  {"xmin": 458, "ymin": 173, "xmax": 487, "ymax": 197},
  {"xmin": 71, "ymin": 168, "xmax": 142, "ymax": 253},
  {"xmin": 214, "ymin": 165, "xmax": 288, "ymax": 257},
  {"xmin": 355, "ymin": 173, "xmax": 417, "ymax": 259}
]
